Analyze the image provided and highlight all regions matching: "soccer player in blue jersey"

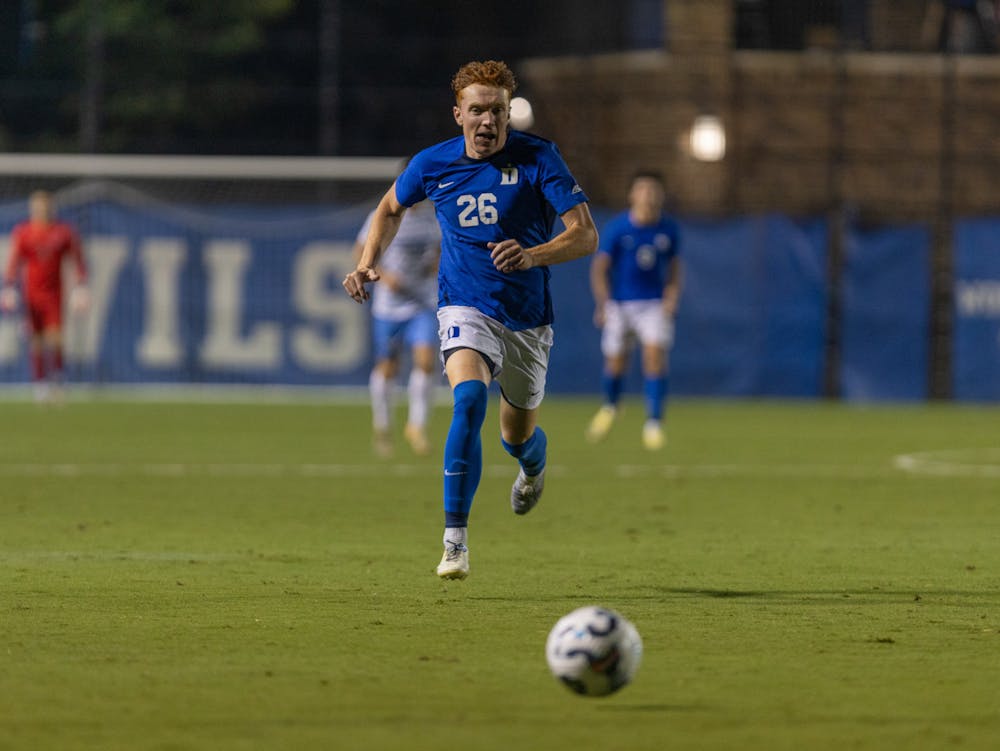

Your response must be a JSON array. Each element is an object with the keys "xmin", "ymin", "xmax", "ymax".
[
  {"xmin": 586, "ymin": 170, "xmax": 683, "ymax": 451},
  {"xmin": 353, "ymin": 202, "xmax": 440, "ymax": 458},
  {"xmin": 343, "ymin": 59, "xmax": 597, "ymax": 579}
]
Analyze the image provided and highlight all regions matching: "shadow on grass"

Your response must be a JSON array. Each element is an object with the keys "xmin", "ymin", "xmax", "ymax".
[
  {"xmin": 594, "ymin": 703, "xmax": 711, "ymax": 714},
  {"xmin": 468, "ymin": 588, "xmax": 1000, "ymax": 604},
  {"xmin": 658, "ymin": 587, "xmax": 1000, "ymax": 604}
]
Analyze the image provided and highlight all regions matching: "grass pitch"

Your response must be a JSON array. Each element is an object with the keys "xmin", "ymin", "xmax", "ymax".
[{"xmin": 2, "ymin": 394, "xmax": 999, "ymax": 751}]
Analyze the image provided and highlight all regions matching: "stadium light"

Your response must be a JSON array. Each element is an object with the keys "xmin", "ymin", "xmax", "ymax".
[
  {"xmin": 510, "ymin": 97, "xmax": 535, "ymax": 130},
  {"xmin": 689, "ymin": 115, "xmax": 726, "ymax": 162}
]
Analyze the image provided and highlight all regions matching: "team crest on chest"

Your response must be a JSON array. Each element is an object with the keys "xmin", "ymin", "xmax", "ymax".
[{"xmin": 499, "ymin": 166, "xmax": 519, "ymax": 185}]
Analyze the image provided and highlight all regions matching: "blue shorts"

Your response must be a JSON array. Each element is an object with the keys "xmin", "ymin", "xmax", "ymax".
[{"xmin": 372, "ymin": 310, "xmax": 438, "ymax": 361}]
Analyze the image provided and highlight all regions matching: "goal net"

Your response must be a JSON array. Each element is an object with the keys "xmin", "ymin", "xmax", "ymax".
[{"xmin": 0, "ymin": 154, "xmax": 403, "ymax": 390}]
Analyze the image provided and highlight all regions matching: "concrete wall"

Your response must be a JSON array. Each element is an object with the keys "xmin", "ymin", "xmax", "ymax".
[{"xmin": 519, "ymin": 0, "xmax": 1000, "ymax": 221}]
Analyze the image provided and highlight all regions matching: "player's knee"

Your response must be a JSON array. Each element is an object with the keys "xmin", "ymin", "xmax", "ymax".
[
  {"xmin": 605, "ymin": 356, "xmax": 627, "ymax": 375},
  {"xmin": 452, "ymin": 380, "xmax": 488, "ymax": 427}
]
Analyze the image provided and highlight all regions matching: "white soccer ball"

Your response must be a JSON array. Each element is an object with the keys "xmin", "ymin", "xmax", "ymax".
[{"xmin": 545, "ymin": 605, "xmax": 642, "ymax": 697}]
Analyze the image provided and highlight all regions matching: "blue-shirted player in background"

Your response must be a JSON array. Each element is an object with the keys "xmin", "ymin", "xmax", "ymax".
[
  {"xmin": 344, "ymin": 59, "xmax": 598, "ymax": 579},
  {"xmin": 353, "ymin": 202, "xmax": 440, "ymax": 458},
  {"xmin": 586, "ymin": 170, "xmax": 683, "ymax": 451}
]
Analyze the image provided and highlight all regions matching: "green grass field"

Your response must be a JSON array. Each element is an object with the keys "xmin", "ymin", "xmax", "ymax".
[{"xmin": 2, "ymin": 395, "xmax": 999, "ymax": 751}]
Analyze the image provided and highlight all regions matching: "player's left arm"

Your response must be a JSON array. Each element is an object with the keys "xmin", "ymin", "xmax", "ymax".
[
  {"xmin": 68, "ymin": 228, "xmax": 87, "ymax": 283},
  {"xmin": 662, "ymin": 255, "xmax": 683, "ymax": 318},
  {"xmin": 490, "ymin": 202, "xmax": 598, "ymax": 273},
  {"xmin": 67, "ymin": 227, "xmax": 91, "ymax": 313}
]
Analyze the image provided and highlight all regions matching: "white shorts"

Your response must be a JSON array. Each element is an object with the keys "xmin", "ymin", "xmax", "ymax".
[
  {"xmin": 601, "ymin": 299, "xmax": 674, "ymax": 358},
  {"xmin": 437, "ymin": 305, "xmax": 553, "ymax": 410}
]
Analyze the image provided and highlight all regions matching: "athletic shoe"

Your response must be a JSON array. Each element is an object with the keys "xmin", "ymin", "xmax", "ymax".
[
  {"xmin": 511, "ymin": 467, "xmax": 545, "ymax": 515},
  {"xmin": 436, "ymin": 541, "xmax": 469, "ymax": 579},
  {"xmin": 642, "ymin": 420, "xmax": 665, "ymax": 451},
  {"xmin": 373, "ymin": 429, "xmax": 393, "ymax": 458},
  {"xmin": 585, "ymin": 405, "xmax": 617, "ymax": 443},
  {"xmin": 404, "ymin": 424, "xmax": 431, "ymax": 456}
]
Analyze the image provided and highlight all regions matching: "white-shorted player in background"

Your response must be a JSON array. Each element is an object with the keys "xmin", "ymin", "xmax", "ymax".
[
  {"xmin": 353, "ymin": 200, "xmax": 441, "ymax": 457},
  {"xmin": 587, "ymin": 170, "xmax": 683, "ymax": 451}
]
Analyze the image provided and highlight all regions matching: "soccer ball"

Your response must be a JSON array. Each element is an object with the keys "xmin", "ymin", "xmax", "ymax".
[{"xmin": 545, "ymin": 605, "xmax": 642, "ymax": 697}]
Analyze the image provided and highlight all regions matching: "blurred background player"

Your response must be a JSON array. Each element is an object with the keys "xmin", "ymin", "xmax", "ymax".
[
  {"xmin": 587, "ymin": 170, "xmax": 683, "ymax": 450},
  {"xmin": 344, "ymin": 59, "xmax": 597, "ymax": 580},
  {"xmin": 1, "ymin": 190, "xmax": 88, "ymax": 402},
  {"xmin": 353, "ymin": 199, "xmax": 441, "ymax": 457}
]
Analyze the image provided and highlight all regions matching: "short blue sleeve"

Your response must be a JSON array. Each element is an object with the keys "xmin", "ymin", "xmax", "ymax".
[
  {"xmin": 537, "ymin": 141, "xmax": 588, "ymax": 216},
  {"xmin": 394, "ymin": 155, "xmax": 428, "ymax": 207}
]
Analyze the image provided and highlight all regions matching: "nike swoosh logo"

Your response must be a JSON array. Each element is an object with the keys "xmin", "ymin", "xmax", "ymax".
[
  {"xmin": 438, "ymin": 181, "xmax": 455, "ymax": 188},
  {"xmin": 444, "ymin": 470, "xmax": 467, "ymax": 476}
]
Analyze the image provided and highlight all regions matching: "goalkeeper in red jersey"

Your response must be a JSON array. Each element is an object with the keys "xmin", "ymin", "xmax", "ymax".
[{"xmin": 1, "ymin": 190, "xmax": 89, "ymax": 401}]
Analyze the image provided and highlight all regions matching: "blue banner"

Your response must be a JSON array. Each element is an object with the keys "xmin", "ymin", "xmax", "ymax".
[
  {"xmin": 2, "ymin": 199, "xmax": 831, "ymax": 397},
  {"xmin": 0, "ymin": 192, "xmax": 374, "ymax": 384},
  {"xmin": 839, "ymin": 224, "xmax": 931, "ymax": 401},
  {"xmin": 953, "ymin": 219, "xmax": 1000, "ymax": 401},
  {"xmin": 12, "ymin": 193, "xmax": 969, "ymax": 401},
  {"xmin": 668, "ymin": 215, "xmax": 828, "ymax": 397}
]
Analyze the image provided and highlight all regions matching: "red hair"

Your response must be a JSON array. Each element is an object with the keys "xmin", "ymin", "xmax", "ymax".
[{"xmin": 451, "ymin": 60, "xmax": 517, "ymax": 101}]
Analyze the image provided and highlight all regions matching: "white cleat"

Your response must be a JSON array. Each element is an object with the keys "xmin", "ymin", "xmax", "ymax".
[
  {"xmin": 436, "ymin": 541, "xmax": 469, "ymax": 580},
  {"xmin": 585, "ymin": 405, "xmax": 617, "ymax": 443},
  {"xmin": 642, "ymin": 420, "xmax": 665, "ymax": 451},
  {"xmin": 511, "ymin": 467, "xmax": 545, "ymax": 515}
]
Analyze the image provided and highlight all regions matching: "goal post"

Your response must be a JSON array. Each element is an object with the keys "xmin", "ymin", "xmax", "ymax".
[{"xmin": 0, "ymin": 154, "xmax": 406, "ymax": 181}]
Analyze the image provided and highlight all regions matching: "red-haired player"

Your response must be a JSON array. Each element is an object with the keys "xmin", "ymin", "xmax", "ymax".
[{"xmin": 1, "ymin": 190, "xmax": 88, "ymax": 401}]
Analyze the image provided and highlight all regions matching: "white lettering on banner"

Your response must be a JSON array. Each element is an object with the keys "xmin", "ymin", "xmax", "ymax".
[
  {"xmin": 1, "ymin": 233, "xmax": 372, "ymax": 378},
  {"xmin": 137, "ymin": 239, "xmax": 187, "ymax": 368},
  {"xmin": 0, "ymin": 320, "xmax": 14, "ymax": 364},
  {"xmin": 956, "ymin": 281, "xmax": 1000, "ymax": 317},
  {"xmin": 199, "ymin": 241, "xmax": 281, "ymax": 369},
  {"xmin": 292, "ymin": 242, "xmax": 366, "ymax": 370},
  {"xmin": 66, "ymin": 237, "xmax": 129, "ymax": 363},
  {"xmin": 0, "ymin": 239, "xmax": 17, "ymax": 364}
]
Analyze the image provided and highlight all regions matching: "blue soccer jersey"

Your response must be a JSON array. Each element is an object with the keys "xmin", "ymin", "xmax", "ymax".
[
  {"xmin": 394, "ymin": 130, "xmax": 588, "ymax": 330},
  {"xmin": 598, "ymin": 212, "xmax": 681, "ymax": 302}
]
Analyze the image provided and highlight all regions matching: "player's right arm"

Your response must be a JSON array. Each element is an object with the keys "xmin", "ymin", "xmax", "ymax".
[
  {"xmin": 1, "ymin": 227, "xmax": 24, "ymax": 312},
  {"xmin": 343, "ymin": 182, "xmax": 407, "ymax": 304},
  {"xmin": 662, "ymin": 255, "xmax": 683, "ymax": 318}
]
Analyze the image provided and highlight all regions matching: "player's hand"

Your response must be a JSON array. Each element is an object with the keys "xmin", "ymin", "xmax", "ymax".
[
  {"xmin": 343, "ymin": 266, "xmax": 380, "ymax": 303},
  {"xmin": 70, "ymin": 285, "xmax": 91, "ymax": 314},
  {"xmin": 593, "ymin": 303, "xmax": 606, "ymax": 328},
  {"xmin": 488, "ymin": 239, "xmax": 535, "ymax": 274},
  {"xmin": 0, "ymin": 286, "xmax": 18, "ymax": 313}
]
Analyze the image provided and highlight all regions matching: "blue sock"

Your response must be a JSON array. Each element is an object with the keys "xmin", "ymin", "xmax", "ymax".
[
  {"xmin": 443, "ymin": 380, "xmax": 488, "ymax": 528},
  {"xmin": 501, "ymin": 426, "xmax": 547, "ymax": 477},
  {"xmin": 644, "ymin": 375, "xmax": 668, "ymax": 421},
  {"xmin": 601, "ymin": 372, "xmax": 624, "ymax": 407}
]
